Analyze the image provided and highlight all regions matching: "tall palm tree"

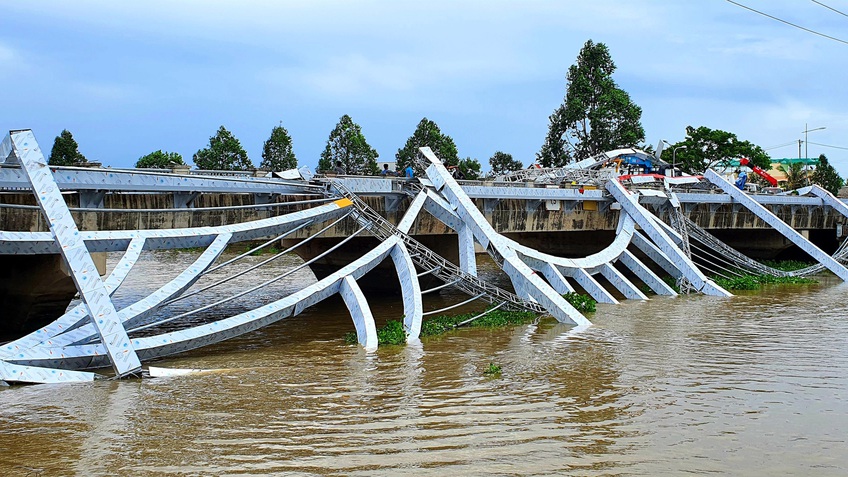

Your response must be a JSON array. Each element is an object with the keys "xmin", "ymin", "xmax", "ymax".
[{"xmin": 777, "ymin": 162, "xmax": 808, "ymax": 190}]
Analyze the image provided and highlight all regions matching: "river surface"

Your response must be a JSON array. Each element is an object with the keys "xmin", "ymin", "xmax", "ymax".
[{"xmin": 1, "ymin": 250, "xmax": 847, "ymax": 476}]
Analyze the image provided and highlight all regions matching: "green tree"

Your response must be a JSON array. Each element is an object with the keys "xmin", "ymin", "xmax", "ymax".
[
  {"xmin": 667, "ymin": 126, "xmax": 770, "ymax": 174},
  {"xmin": 778, "ymin": 161, "xmax": 807, "ymax": 190},
  {"xmin": 135, "ymin": 150, "xmax": 185, "ymax": 168},
  {"xmin": 458, "ymin": 157, "xmax": 482, "ymax": 180},
  {"xmin": 318, "ymin": 115, "xmax": 379, "ymax": 175},
  {"xmin": 810, "ymin": 154, "xmax": 844, "ymax": 195},
  {"xmin": 48, "ymin": 129, "xmax": 88, "ymax": 166},
  {"xmin": 260, "ymin": 124, "xmax": 297, "ymax": 171},
  {"xmin": 396, "ymin": 118, "xmax": 460, "ymax": 173},
  {"xmin": 489, "ymin": 151, "xmax": 523, "ymax": 176},
  {"xmin": 538, "ymin": 40, "xmax": 645, "ymax": 167},
  {"xmin": 193, "ymin": 126, "xmax": 253, "ymax": 170}
]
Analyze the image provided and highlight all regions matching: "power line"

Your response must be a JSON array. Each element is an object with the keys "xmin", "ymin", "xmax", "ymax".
[
  {"xmin": 808, "ymin": 141, "xmax": 848, "ymax": 151},
  {"xmin": 765, "ymin": 141, "xmax": 797, "ymax": 151},
  {"xmin": 811, "ymin": 0, "xmax": 848, "ymax": 19},
  {"xmin": 726, "ymin": 0, "xmax": 848, "ymax": 45}
]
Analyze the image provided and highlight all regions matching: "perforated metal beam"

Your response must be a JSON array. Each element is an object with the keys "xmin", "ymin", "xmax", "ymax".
[
  {"xmin": 9, "ymin": 237, "xmax": 401, "ymax": 369},
  {"xmin": 340, "ymin": 276, "xmax": 378, "ymax": 351},
  {"xmin": 390, "ymin": 242, "xmax": 423, "ymax": 341},
  {"xmin": 801, "ymin": 185, "xmax": 848, "ymax": 218},
  {"xmin": 457, "ymin": 223, "xmax": 477, "ymax": 276},
  {"xmin": 570, "ymin": 268, "xmax": 618, "ymax": 304},
  {"xmin": 705, "ymin": 170, "xmax": 848, "ymax": 282},
  {"xmin": 606, "ymin": 178, "xmax": 730, "ymax": 296},
  {"xmin": 0, "ymin": 235, "xmax": 146, "ymax": 359},
  {"xmin": 420, "ymin": 148, "xmax": 589, "ymax": 326},
  {"xmin": 540, "ymin": 263, "xmax": 574, "ymax": 294},
  {"xmin": 0, "ymin": 360, "xmax": 97, "ymax": 384},
  {"xmin": 600, "ymin": 263, "xmax": 648, "ymax": 300},
  {"xmin": 618, "ymin": 250, "xmax": 677, "ymax": 296},
  {"xmin": 6, "ymin": 130, "xmax": 141, "ymax": 377}
]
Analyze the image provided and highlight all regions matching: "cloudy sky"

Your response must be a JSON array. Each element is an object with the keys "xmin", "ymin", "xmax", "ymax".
[{"xmin": 1, "ymin": 1, "xmax": 846, "ymax": 174}]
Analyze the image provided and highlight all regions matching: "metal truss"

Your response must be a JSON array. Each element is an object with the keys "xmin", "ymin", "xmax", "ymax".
[
  {"xmin": 4, "ymin": 127, "xmax": 846, "ymax": 385},
  {"xmin": 412, "ymin": 147, "xmax": 732, "ymax": 329}
]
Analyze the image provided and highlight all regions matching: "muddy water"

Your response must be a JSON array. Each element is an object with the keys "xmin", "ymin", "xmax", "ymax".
[{"xmin": 1, "ymin": 251, "xmax": 846, "ymax": 476}]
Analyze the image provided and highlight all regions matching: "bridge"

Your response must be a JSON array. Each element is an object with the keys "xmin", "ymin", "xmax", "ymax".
[{"xmin": 2, "ymin": 128, "xmax": 847, "ymax": 385}]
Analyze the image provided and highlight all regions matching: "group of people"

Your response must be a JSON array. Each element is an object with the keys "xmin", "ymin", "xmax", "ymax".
[{"xmin": 379, "ymin": 163, "xmax": 415, "ymax": 178}]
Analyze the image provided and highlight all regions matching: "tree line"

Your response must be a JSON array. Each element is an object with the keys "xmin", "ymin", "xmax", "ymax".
[{"xmin": 47, "ymin": 39, "xmax": 844, "ymax": 192}]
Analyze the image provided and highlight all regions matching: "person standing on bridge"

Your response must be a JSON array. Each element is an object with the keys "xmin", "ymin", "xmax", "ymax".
[
  {"xmin": 380, "ymin": 163, "xmax": 395, "ymax": 177},
  {"xmin": 333, "ymin": 161, "xmax": 345, "ymax": 175},
  {"xmin": 404, "ymin": 165, "xmax": 414, "ymax": 178}
]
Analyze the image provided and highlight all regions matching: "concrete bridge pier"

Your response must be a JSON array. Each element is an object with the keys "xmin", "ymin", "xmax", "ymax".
[{"xmin": 0, "ymin": 252, "xmax": 107, "ymax": 339}]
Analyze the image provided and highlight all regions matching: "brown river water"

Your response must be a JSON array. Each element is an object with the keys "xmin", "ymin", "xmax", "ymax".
[{"xmin": 1, "ymin": 250, "xmax": 847, "ymax": 476}]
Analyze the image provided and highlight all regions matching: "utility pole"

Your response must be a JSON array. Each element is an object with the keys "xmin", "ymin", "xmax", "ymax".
[{"xmin": 802, "ymin": 124, "xmax": 826, "ymax": 160}]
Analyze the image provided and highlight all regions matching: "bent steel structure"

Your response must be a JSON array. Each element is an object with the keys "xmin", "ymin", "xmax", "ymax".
[{"xmin": 1, "ymin": 131, "xmax": 846, "ymax": 385}]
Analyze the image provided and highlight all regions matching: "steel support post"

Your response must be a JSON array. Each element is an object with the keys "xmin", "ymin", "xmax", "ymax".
[
  {"xmin": 706, "ymin": 170, "xmax": 848, "ymax": 281},
  {"xmin": 606, "ymin": 178, "xmax": 730, "ymax": 296},
  {"xmin": 618, "ymin": 250, "xmax": 678, "ymax": 296},
  {"xmin": 6, "ymin": 130, "xmax": 142, "ymax": 377},
  {"xmin": 340, "ymin": 276, "xmax": 378, "ymax": 351},
  {"xmin": 390, "ymin": 243, "xmax": 423, "ymax": 341}
]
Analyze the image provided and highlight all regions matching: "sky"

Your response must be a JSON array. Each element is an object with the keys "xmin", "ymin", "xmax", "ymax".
[{"xmin": 1, "ymin": 0, "xmax": 847, "ymax": 175}]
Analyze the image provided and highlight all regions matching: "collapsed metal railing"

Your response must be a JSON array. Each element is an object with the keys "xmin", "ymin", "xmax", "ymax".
[
  {"xmin": 326, "ymin": 179, "xmax": 545, "ymax": 314},
  {"xmin": 5, "ymin": 127, "xmax": 848, "ymax": 385}
]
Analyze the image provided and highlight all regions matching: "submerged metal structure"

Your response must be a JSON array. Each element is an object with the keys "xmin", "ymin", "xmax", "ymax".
[{"xmin": 2, "ymin": 130, "xmax": 847, "ymax": 385}]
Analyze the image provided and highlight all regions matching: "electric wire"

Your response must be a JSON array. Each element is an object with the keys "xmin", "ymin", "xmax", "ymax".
[
  {"xmin": 807, "ymin": 141, "xmax": 848, "ymax": 150},
  {"xmin": 726, "ymin": 0, "xmax": 848, "ymax": 45},
  {"xmin": 811, "ymin": 0, "xmax": 848, "ymax": 18}
]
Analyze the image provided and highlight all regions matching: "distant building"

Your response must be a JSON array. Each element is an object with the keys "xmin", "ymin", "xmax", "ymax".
[{"xmin": 727, "ymin": 157, "xmax": 819, "ymax": 184}]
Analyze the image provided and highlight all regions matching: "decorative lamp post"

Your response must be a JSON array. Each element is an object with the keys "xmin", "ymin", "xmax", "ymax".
[
  {"xmin": 802, "ymin": 124, "xmax": 826, "ymax": 160},
  {"xmin": 662, "ymin": 140, "xmax": 687, "ymax": 177}
]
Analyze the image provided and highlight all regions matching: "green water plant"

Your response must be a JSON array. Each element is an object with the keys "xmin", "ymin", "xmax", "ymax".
[
  {"xmin": 758, "ymin": 260, "xmax": 813, "ymax": 272},
  {"xmin": 713, "ymin": 273, "xmax": 816, "ymax": 291},
  {"xmin": 662, "ymin": 276, "xmax": 681, "ymax": 294},
  {"xmin": 376, "ymin": 320, "xmax": 407, "ymax": 346},
  {"xmin": 344, "ymin": 308, "xmax": 540, "ymax": 346},
  {"xmin": 483, "ymin": 362, "xmax": 502, "ymax": 376},
  {"xmin": 562, "ymin": 292, "xmax": 596, "ymax": 313},
  {"xmin": 420, "ymin": 308, "xmax": 537, "ymax": 337}
]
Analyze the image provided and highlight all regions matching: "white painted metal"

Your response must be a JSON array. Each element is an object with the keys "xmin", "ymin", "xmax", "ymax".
[
  {"xmin": 0, "ymin": 235, "xmax": 146, "ymax": 359},
  {"xmin": 0, "ymin": 360, "xmax": 97, "ymax": 384},
  {"xmin": 419, "ymin": 147, "xmax": 590, "ymax": 326},
  {"xmin": 606, "ymin": 178, "xmax": 730, "ymax": 296},
  {"xmin": 705, "ymin": 169, "xmax": 848, "ymax": 282},
  {"xmin": 457, "ymin": 223, "xmax": 477, "ymax": 276},
  {"xmin": 600, "ymin": 263, "xmax": 648, "ymax": 300},
  {"xmin": 570, "ymin": 268, "xmax": 619, "ymax": 304},
  {"xmin": 340, "ymin": 276, "xmax": 378, "ymax": 351},
  {"xmin": 631, "ymin": 231, "xmax": 683, "ymax": 280},
  {"xmin": 389, "ymin": 242, "xmax": 423, "ymax": 341},
  {"xmin": 618, "ymin": 250, "xmax": 678, "ymax": 296},
  {"xmin": 7, "ymin": 130, "xmax": 142, "ymax": 377}
]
